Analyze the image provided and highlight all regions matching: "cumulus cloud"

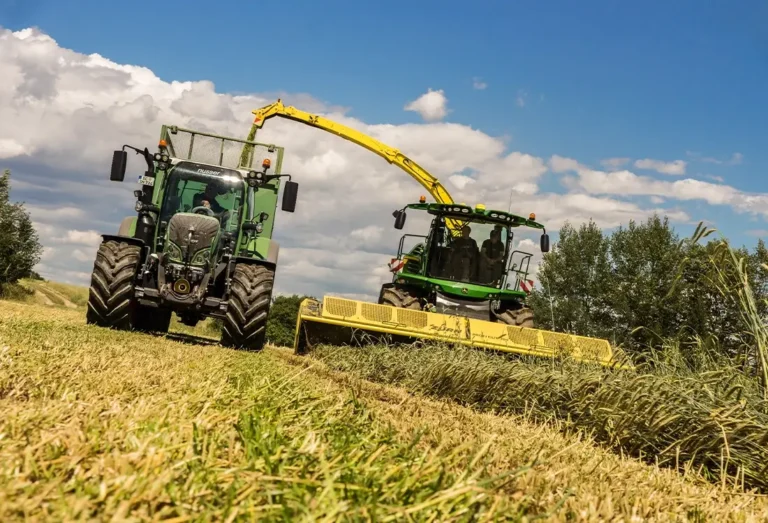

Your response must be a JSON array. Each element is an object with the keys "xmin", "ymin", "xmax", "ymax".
[
  {"xmin": 404, "ymin": 88, "xmax": 449, "ymax": 122},
  {"xmin": 633, "ymin": 158, "xmax": 687, "ymax": 176},
  {"xmin": 600, "ymin": 157, "xmax": 630, "ymax": 169},
  {"xmin": 0, "ymin": 27, "xmax": 759, "ymax": 298}
]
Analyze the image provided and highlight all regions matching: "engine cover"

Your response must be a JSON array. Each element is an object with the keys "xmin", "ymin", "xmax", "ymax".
[
  {"xmin": 164, "ymin": 212, "xmax": 220, "ymax": 267},
  {"xmin": 434, "ymin": 291, "xmax": 491, "ymax": 321}
]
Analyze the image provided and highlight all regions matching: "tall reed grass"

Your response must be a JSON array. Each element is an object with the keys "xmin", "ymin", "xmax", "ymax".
[{"xmin": 310, "ymin": 224, "xmax": 768, "ymax": 492}]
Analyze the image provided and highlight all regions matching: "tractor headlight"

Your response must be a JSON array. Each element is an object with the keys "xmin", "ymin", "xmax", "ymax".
[
  {"xmin": 255, "ymin": 222, "xmax": 263, "ymax": 233},
  {"xmin": 135, "ymin": 201, "xmax": 143, "ymax": 212},
  {"xmin": 256, "ymin": 172, "xmax": 263, "ymax": 180},
  {"xmin": 154, "ymin": 153, "xmax": 162, "ymax": 161},
  {"xmin": 161, "ymin": 154, "xmax": 169, "ymax": 162}
]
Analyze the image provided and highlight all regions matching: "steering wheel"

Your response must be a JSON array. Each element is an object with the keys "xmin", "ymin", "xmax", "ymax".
[{"xmin": 190, "ymin": 206, "xmax": 215, "ymax": 216}]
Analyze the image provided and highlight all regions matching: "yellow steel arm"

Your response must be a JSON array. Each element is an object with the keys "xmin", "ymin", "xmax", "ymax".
[{"xmin": 246, "ymin": 99, "xmax": 456, "ymax": 206}]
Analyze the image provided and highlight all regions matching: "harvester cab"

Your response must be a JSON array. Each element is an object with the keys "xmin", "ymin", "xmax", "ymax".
[
  {"xmin": 87, "ymin": 125, "xmax": 299, "ymax": 351},
  {"xmin": 383, "ymin": 201, "xmax": 549, "ymax": 327}
]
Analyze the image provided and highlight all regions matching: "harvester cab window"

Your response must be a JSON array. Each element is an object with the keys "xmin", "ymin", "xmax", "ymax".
[{"xmin": 428, "ymin": 219, "xmax": 509, "ymax": 287}]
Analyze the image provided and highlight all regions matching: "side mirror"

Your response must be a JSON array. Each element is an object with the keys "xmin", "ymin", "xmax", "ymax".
[
  {"xmin": 259, "ymin": 212, "xmax": 270, "ymax": 222},
  {"xmin": 282, "ymin": 181, "xmax": 298, "ymax": 212},
  {"xmin": 393, "ymin": 210, "xmax": 407, "ymax": 230},
  {"xmin": 110, "ymin": 150, "xmax": 127, "ymax": 182},
  {"xmin": 540, "ymin": 233, "xmax": 550, "ymax": 253}
]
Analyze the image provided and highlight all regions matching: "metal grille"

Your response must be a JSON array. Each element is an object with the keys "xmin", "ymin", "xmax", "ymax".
[
  {"xmin": 506, "ymin": 326, "xmax": 540, "ymax": 347},
  {"xmin": 362, "ymin": 303, "xmax": 393, "ymax": 323},
  {"xmin": 325, "ymin": 297, "xmax": 357, "ymax": 318},
  {"xmin": 164, "ymin": 128, "xmax": 281, "ymax": 171},
  {"xmin": 397, "ymin": 309, "xmax": 428, "ymax": 329}
]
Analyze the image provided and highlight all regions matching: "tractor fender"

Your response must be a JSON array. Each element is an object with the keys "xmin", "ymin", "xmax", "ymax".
[
  {"xmin": 100, "ymin": 234, "xmax": 145, "ymax": 248},
  {"xmin": 234, "ymin": 239, "xmax": 279, "ymax": 269}
]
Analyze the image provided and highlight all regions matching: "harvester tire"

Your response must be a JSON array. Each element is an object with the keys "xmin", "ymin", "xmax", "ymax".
[
  {"xmin": 497, "ymin": 307, "xmax": 535, "ymax": 328},
  {"xmin": 380, "ymin": 286, "xmax": 421, "ymax": 310},
  {"xmin": 221, "ymin": 264, "xmax": 274, "ymax": 351},
  {"xmin": 86, "ymin": 240, "xmax": 141, "ymax": 330}
]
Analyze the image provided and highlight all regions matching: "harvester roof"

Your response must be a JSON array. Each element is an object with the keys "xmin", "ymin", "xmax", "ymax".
[{"xmin": 405, "ymin": 202, "xmax": 545, "ymax": 230}]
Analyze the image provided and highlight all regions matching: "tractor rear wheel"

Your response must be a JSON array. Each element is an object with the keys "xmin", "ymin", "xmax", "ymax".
[
  {"xmin": 221, "ymin": 264, "xmax": 274, "ymax": 351},
  {"xmin": 379, "ymin": 285, "xmax": 421, "ymax": 310},
  {"xmin": 497, "ymin": 306, "xmax": 535, "ymax": 328},
  {"xmin": 86, "ymin": 240, "xmax": 142, "ymax": 330}
]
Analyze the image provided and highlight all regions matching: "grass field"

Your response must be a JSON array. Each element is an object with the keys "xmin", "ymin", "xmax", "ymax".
[{"xmin": 2, "ymin": 288, "xmax": 768, "ymax": 520}]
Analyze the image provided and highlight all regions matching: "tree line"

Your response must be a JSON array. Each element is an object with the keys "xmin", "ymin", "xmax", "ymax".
[
  {"xmin": 528, "ymin": 215, "xmax": 768, "ymax": 359},
  {"xmin": 0, "ymin": 169, "xmax": 43, "ymax": 293}
]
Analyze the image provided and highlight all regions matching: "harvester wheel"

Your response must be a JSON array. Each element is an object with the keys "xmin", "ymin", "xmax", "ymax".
[
  {"xmin": 497, "ymin": 307, "xmax": 535, "ymax": 328},
  {"xmin": 86, "ymin": 240, "xmax": 141, "ymax": 330},
  {"xmin": 221, "ymin": 264, "xmax": 274, "ymax": 351},
  {"xmin": 379, "ymin": 286, "xmax": 421, "ymax": 310}
]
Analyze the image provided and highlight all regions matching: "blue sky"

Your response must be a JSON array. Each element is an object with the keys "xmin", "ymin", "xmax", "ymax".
[{"xmin": 1, "ymin": 0, "xmax": 768, "ymax": 285}]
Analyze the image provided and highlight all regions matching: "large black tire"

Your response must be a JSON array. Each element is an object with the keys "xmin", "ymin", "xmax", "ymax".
[
  {"xmin": 221, "ymin": 264, "xmax": 274, "ymax": 351},
  {"xmin": 379, "ymin": 285, "xmax": 421, "ymax": 310},
  {"xmin": 86, "ymin": 240, "xmax": 142, "ymax": 330},
  {"xmin": 497, "ymin": 307, "xmax": 535, "ymax": 328}
]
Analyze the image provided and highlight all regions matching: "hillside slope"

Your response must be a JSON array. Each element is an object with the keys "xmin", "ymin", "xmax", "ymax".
[{"xmin": 0, "ymin": 300, "xmax": 766, "ymax": 521}]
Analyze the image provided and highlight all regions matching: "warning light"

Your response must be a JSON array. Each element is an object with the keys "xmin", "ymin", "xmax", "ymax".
[
  {"xmin": 158, "ymin": 139, "xmax": 167, "ymax": 148},
  {"xmin": 262, "ymin": 158, "xmax": 271, "ymax": 169},
  {"xmin": 475, "ymin": 203, "xmax": 486, "ymax": 211},
  {"xmin": 529, "ymin": 212, "xmax": 536, "ymax": 220},
  {"xmin": 419, "ymin": 195, "xmax": 426, "ymax": 203}
]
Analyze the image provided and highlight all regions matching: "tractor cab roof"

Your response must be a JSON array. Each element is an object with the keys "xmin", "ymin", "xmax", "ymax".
[{"xmin": 405, "ymin": 202, "xmax": 545, "ymax": 230}]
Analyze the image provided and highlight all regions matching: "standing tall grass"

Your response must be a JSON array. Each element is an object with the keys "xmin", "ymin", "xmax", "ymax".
[
  {"xmin": 674, "ymin": 223, "xmax": 768, "ymax": 400},
  {"xmin": 310, "ymin": 224, "xmax": 768, "ymax": 492}
]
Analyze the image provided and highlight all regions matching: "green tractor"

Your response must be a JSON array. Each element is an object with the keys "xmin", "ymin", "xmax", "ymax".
[
  {"xmin": 379, "ymin": 201, "xmax": 550, "ymax": 327},
  {"xmin": 86, "ymin": 125, "xmax": 299, "ymax": 350}
]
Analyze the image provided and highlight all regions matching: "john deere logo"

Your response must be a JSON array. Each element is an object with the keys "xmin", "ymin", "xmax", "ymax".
[{"xmin": 461, "ymin": 287, "xmax": 468, "ymax": 294}]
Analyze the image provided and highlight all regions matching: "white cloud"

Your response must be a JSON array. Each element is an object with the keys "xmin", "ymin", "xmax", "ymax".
[
  {"xmin": 0, "ymin": 27, "xmax": 760, "ymax": 302},
  {"xmin": 404, "ymin": 88, "xmax": 449, "ymax": 122},
  {"xmin": 687, "ymin": 151, "xmax": 743, "ymax": 166},
  {"xmin": 600, "ymin": 157, "xmax": 630, "ymax": 169},
  {"xmin": 633, "ymin": 158, "xmax": 687, "ymax": 176},
  {"xmin": 0, "ymin": 139, "xmax": 28, "ymax": 159},
  {"xmin": 472, "ymin": 77, "xmax": 487, "ymax": 90}
]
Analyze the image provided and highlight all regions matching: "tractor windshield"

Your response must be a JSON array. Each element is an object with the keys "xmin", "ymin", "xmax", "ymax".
[
  {"xmin": 159, "ymin": 164, "xmax": 245, "ymax": 234},
  {"xmin": 426, "ymin": 217, "xmax": 510, "ymax": 288}
]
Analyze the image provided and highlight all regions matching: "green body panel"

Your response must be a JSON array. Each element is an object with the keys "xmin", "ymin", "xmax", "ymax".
[{"xmin": 396, "ymin": 271, "xmax": 527, "ymax": 300}]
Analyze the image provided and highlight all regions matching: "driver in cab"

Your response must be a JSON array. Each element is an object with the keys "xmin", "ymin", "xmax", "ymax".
[{"xmin": 192, "ymin": 181, "xmax": 229, "ymax": 225}]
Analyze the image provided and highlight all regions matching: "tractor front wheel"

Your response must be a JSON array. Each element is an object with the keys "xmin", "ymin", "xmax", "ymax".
[
  {"xmin": 497, "ymin": 307, "xmax": 535, "ymax": 328},
  {"xmin": 221, "ymin": 264, "xmax": 274, "ymax": 351},
  {"xmin": 379, "ymin": 285, "xmax": 421, "ymax": 310},
  {"xmin": 86, "ymin": 240, "xmax": 142, "ymax": 330}
]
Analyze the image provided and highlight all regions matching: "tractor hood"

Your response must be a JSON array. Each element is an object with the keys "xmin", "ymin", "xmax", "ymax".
[{"xmin": 164, "ymin": 213, "xmax": 220, "ymax": 266}]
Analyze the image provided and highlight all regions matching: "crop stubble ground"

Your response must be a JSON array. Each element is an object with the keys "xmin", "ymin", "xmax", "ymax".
[{"xmin": 0, "ymin": 294, "xmax": 767, "ymax": 521}]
